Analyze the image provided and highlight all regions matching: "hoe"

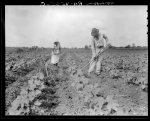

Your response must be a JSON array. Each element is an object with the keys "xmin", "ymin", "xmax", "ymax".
[{"xmin": 81, "ymin": 43, "xmax": 111, "ymax": 70}]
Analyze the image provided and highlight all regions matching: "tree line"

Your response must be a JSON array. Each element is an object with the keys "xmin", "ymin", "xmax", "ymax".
[{"xmin": 84, "ymin": 43, "xmax": 147, "ymax": 50}]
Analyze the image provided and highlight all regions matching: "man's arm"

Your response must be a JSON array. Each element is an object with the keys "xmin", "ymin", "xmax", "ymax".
[
  {"xmin": 103, "ymin": 34, "xmax": 109, "ymax": 47},
  {"xmin": 91, "ymin": 39, "xmax": 96, "ymax": 58}
]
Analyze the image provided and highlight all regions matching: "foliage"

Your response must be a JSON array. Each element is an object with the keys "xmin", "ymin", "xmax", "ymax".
[
  {"xmin": 85, "ymin": 45, "xmax": 89, "ymax": 50},
  {"xmin": 5, "ymin": 47, "xmax": 148, "ymax": 116},
  {"xmin": 16, "ymin": 48, "xmax": 25, "ymax": 53}
]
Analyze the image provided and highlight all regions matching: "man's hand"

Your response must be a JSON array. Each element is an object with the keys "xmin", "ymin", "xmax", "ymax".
[{"xmin": 93, "ymin": 55, "xmax": 98, "ymax": 61}]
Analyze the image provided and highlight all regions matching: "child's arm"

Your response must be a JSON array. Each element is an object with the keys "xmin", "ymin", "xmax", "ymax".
[
  {"xmin": 51, "ymin": 49, "xmax": 54, "ymax": 55},
  {"xmin": 52, "ymin": 48, "xmax": 60, "ymax": 55}
]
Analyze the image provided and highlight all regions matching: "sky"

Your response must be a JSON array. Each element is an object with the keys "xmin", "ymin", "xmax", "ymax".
[{"xmin": 5, "ymin": 5, "xmax": 148, "ymax": 48}]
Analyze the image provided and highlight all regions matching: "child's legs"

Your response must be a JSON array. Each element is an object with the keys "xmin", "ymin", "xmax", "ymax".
[
  {"xmin": 96, "ymin": 55, "xmax": 103, "ymax": 73},
  {"xmin": 88, "ymin": 59, "xmax": 96, "ymax": 73},
  {"xmin": 54, "ymin": 63, "xmax": 58, "ymax": 66},
  {"xmin": 45, "ymin": 59, "xmax": 51, "ymax": 76}
]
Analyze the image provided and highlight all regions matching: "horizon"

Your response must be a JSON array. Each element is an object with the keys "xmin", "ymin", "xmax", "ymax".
[{"xmin": 5, "ymin": 45, "xmax": 148, "ymax": 48}]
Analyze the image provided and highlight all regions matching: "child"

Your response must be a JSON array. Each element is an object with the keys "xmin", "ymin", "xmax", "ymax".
[
  {"xmin": 45, "ymin": 41, "xmax": 61, "ymax": 76},
  {"xmin": 51, "ymin": 41, "xmax": 61, "ymax": 66},
  {"xmin": 88, "ymin": 28, "xmax": 109, "ymax": 76}
]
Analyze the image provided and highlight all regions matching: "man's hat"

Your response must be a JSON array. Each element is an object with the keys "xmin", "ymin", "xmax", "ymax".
[{"xmin": 91, "ymin": 28, "xmax": 99, "ymax": 36}]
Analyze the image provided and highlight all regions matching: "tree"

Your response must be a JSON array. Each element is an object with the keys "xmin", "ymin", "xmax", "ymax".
[
  {"xmin": 16, "ymin": 48, "xmax": 24, "ymax": 53},
  {"xmin": 125, "ymin": 44, "xmax": 131, "ymax": 48},
  {"xmin": 109, "ymin": 43, "xmax": 112, "ymax": 48},
  {"xmin": 109, "ymin": 44, "xmax": 116, "ymax": 49},
  {"xmin": 29, "ymin": 46, "xmax": 39, "ymax": 51},
  {"xmin": 85, "ymin": 45, "xmax": 89, "ymax": 49},
  {"xmin": 132, "ymin": 43, "xmax": 135, "ymax": 47}
]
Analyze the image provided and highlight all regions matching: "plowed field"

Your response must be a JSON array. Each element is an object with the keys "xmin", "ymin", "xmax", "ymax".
[{"xmin": 5, "ymin": 48, "xmax": 148, "ymax": 116}]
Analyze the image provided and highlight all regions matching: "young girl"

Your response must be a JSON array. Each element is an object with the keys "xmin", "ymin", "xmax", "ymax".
[
  {"xmin": 88, "ymin": 28, "xmax": 109, "ymax": 76},
  {"xmin": 45, "ymin": 41, "xmax": 61, "ymax": 76},
  {"xmin": 51, "ymin": 41, "xmax": 61, "ymax": 66}
]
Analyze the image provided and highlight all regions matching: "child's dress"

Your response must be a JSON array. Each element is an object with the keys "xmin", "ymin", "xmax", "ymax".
[{"xmin": 51, "ymin": 48, "xmax": 60, "ymax": 64}]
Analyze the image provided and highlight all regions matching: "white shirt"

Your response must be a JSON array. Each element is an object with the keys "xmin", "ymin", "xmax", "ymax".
[{"xmin": 91, "ymin": 34, "xmax": 108, "ymax": 58}]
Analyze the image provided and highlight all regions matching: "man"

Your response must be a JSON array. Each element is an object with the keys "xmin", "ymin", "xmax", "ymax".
[{"xmin": 88, "ymin": 28, "xmax": 109, "ymax": 76}]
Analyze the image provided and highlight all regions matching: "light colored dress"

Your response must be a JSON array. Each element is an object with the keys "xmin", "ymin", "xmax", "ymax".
[{"xmin": 51, "ymin": 48, "xmax": 60, "ymax": 64}]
